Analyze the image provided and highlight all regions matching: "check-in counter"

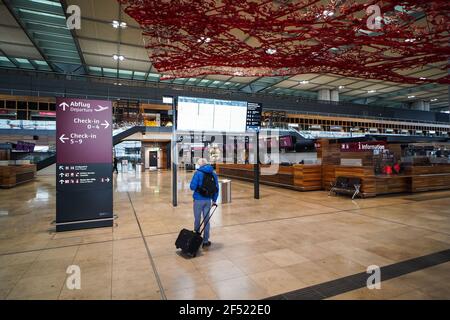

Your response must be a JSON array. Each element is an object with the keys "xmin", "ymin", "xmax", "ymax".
[{"xmin": 0, "ymin": 164, "xmax": 37, "ymax": 188}]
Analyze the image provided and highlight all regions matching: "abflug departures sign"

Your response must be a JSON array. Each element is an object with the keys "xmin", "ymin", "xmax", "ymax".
[{"xmin": 56, "ymin": 98, "xmax": 113, "ymax": 232}]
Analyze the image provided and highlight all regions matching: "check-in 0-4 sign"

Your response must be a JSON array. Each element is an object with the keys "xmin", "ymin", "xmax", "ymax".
[{"xmin": 56, "ymin": 98, "xmax": 113, "ymax": 232}]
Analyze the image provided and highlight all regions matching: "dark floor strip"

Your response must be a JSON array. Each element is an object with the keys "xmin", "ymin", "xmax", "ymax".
[{"xmin": 265, "ymin": 248, "xmax": 450, "ymax": 300}]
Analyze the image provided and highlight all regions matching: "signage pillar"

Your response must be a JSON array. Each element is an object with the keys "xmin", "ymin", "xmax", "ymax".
[
  {"xmin": 246, "ymin": 102, "xmax": 263, "ymax": 200},
  {"xmin": 56, "ymin": 98, "xmax": 113, "ymax": 232},
  {"xmin": 254, "ymin": 130, "xmax": 260, "ymax": 199},
  {"xmin": 171, "ymin": 97, "xmax": 178, "ymax": 207}
]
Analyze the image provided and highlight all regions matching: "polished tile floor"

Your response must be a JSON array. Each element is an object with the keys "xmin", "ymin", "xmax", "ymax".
[{"xmin": 0, "ymin": 168, "xmax": 449, "ymax": 300}]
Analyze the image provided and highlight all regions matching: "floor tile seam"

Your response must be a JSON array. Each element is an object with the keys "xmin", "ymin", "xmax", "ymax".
[
  {"xmin": 0, "ymin": 236, "xmax": 141, "ymax": 258},
  {"xmin": 56, "ymin": 244, "xmax": 80, "ymax": 300},
  {"xmin": 347, "ymin": 210, "xmax": 450, "ymax": 237},
  {"xmin": 127, "ymin": 192, "xmax": 167, "ymax": 300},
  {"xmin": 4, "ymin": 248, "xmax": 41, "ymax": 300}
]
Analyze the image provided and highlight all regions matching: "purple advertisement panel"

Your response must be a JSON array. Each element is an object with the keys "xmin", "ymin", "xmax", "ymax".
[{"xmin": 56, "ymin": 98, "xmax": 112, "ymax": 164}]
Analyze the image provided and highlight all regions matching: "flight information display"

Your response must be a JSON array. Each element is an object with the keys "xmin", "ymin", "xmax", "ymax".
[{"xmin": 177, "ymin": 96, "xmax": 248, "ymax": 132}]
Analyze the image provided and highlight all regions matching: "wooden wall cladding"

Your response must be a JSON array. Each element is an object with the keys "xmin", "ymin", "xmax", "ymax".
[
  {"xmin": 293, "ymin": 165, "xmax": 322, "ymax": 190},
  {"xmin": 0, "ymin": 150, "xmax": 9, "ymax": 161},
  {"xmin": 216, "ymin": 164, "xmax": 295, "ymax": 187},
  {"xmin": 322, "ymin": 165, "xmax": 336, "ymax": 190},
  {"xmin": 318, "ymin": 139, "xmax": 340, "ymax": 165},
  {"xmin": 0, "ymin": 164, "xmax": 36, "ymax": 188}
]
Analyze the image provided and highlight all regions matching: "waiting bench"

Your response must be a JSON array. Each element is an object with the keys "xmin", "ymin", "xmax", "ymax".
[{"xmin": 329, "ymin": 176, "xmax": 362, "ymax": 199}]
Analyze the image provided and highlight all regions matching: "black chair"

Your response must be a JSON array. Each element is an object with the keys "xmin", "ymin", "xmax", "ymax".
[{"xmin": 329, "ymin": 176, "xmax": 362, "ymax": 200}]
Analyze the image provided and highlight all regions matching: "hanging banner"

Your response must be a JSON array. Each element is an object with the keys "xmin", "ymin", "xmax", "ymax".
[{"xmin": 56, "ymin": 98, "xmax": 113, "ymax": 232}]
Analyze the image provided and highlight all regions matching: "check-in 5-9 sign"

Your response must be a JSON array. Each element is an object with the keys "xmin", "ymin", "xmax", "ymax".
[{"xmin": 56, "ymin": 98, "xmax": 112, "ymax": 164}]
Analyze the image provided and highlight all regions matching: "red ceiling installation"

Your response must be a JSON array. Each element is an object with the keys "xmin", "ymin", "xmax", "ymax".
[{"xmin": 120, "ymin": 0, "xmax": 450, "ymax": 83}]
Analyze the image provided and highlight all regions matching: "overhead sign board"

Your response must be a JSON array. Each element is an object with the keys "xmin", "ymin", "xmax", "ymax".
[
  {"xmin": 340, "ymin": 141, "xmax": 387, "ymax": 152},
  {"xmin": 56, "ymin": 98, "xmax": 113, "ymax": 232},
  {"xmin": 246, "ymin": 102, "xmax": 263, "ymax": 132}
]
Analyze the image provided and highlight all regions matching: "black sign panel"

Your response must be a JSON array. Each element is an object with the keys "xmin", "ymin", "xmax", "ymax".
[{"xmin": 246, "ymin": 102, "xmax": 263, "ymax": 132}]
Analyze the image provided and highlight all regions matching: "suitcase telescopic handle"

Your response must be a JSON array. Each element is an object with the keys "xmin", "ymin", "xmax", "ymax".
[{"xmin": 197, "ymin": 204, "xmax": 218, "ymax": 235}]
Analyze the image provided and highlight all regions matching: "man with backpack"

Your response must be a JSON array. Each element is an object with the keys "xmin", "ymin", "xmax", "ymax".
[{"xmin": 190, "ymin": 158, "xmax": 219, "ymax": 248}]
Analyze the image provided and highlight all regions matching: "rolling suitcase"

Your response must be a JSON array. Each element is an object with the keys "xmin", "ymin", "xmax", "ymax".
[{"xmin": 175, "ymin": 204, "xmax": 218, "ymax": 257}]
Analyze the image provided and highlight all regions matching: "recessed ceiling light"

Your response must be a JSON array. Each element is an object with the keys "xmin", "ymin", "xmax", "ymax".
[
  {"xmin": 113, "ymin": 54, "xmax": 125, "ymax": 61},
  {"xmin": 405, "ymin": 38, "xmax": 416, "ymax": 43},
  {"xmin": 367, "ymin": 90, "xmax": 376, "ymax": 93},
  {"xmin": 323, "ymin": 10, "xmax": 334, "ymax": 17},
  {"xmin": 431, "ymin": 98, "xmax": 438, "ymax": 102},
  {"xmin": 419, "ymin": 77, "xmax": 427, "ymax": 80},
  {"xmin": 408, "ymin": 95, "xmax": 415, "ymax": 99},
  {"xmin": 300, "ymin": 80, "xmax": 309, "ymax": 84},
  {"xmin": 266, "ymin": 48, "xmax": 277, "ymax": 55},
  {"xmin": 338, "ymin": 85, "xmax": 345, "ymax": 89}
]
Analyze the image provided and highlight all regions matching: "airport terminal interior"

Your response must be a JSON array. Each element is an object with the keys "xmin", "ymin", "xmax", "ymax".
[{"xmin": 0, "ymin": 0, "xmax": 449, "ymax": 301}]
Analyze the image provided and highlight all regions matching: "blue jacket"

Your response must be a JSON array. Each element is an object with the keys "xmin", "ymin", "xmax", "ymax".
[{"xmin": 190, "ymin": 164, "xmax": 219, "ymax": 202}]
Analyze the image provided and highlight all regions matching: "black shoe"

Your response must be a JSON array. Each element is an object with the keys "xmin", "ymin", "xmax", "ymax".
[{"xmin": 202, "ymin": 241, "xmax": 211, "ymax": 248}]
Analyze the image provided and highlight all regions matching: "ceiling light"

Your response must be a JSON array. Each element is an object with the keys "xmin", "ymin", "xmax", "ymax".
[
  {"xmin": 405, "ymin": 38, "xmax": 416, "ymax": 43},
  {"xmin": 266, "ymin": 48, "xmax": 277, "ymax": 55},
  {"xmin": 112, "ymin": 20, "xmax": 127, "ymax": 29},
  {"xmin": 300, "ymin": 80, "xmax": 309, "ymax": 84},
  {"xmin": 198, "ymin": 36, "xmax": 211, "ymax": 43},
  {"xmin": 113, "ymin": 55, "xmax": 125, "ymax": 61},
  {"xmin": 367, "ymin": 90, "xmax": 376, "ymax": 93},
  {"xmin": 338, "ymin": 85, "xmax": 345, "ymax": 89},
  {"xmin": 431, "ymin": 98, "xmax": 438, "ymax": 102},
  {"xmin": 323, "ymin": 10, "xmax": 334, "ymax": 17},
  {"xmin": 419, "ymin": 77, "xmax": 427, "ymax": 80},
  {"xmin": 408, "ymin": 95, "xmax": 415, "ymax": 99}
]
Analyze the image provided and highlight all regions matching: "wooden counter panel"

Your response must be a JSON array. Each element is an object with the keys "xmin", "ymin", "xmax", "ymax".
[
  {"xmin": 0, "ymin": 165, "xmax": 36, "ymax": 188},
  {"xmin": 410, "ymin": 165, "xmax": 450, "ymax": 175},
  {"xmin": 293, "ymin": 165, "xmax": 322, "ymax": 190},
  {"xmin": 216, "ymin": 164, "xmax": 294, "ymax": 186},
  {"xmin": 375, "ymin": 176, "xmax": 411, "ymax": 194},
  {"xmin": 411, "ymin": 174, "xmax": 450, "ymax": 192}
]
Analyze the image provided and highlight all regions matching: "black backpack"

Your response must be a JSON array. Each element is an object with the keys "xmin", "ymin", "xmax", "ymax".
[{"xmin": 197, "ymin": 171, "xmax": 218, "ymax": 198}]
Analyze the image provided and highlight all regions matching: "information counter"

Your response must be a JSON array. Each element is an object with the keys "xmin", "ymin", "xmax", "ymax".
[{"xmin": 325, "ymin": 164, "xmax": 450, "ymax": 197}]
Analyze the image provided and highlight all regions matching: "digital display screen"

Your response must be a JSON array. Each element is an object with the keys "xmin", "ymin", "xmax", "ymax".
[{"xmin": 177, "ymin": 96, "xmax": 247, "ymax": 132}]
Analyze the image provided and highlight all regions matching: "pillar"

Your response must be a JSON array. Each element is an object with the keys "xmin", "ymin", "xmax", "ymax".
[{"xmin": 318, "ymin": 89, "xmax": 330, "ymax": 101}]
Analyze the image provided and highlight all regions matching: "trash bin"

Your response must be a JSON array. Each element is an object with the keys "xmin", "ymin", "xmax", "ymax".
[{"xmin": 217, "ymin": 179, "xmax": 231, "ymax": 204}]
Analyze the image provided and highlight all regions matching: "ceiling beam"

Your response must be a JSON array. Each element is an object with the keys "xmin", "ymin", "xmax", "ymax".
[
  {"xmin": 0, "ymin": 48, "xmax": 19, "ymax": 68},
  {"xmin": 58, "ymin": 0, "xmax": 87, "ymax": 74},
  {"xmin": 2, "ymin": 0, "xmax": 56, "ymax": 72}
]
